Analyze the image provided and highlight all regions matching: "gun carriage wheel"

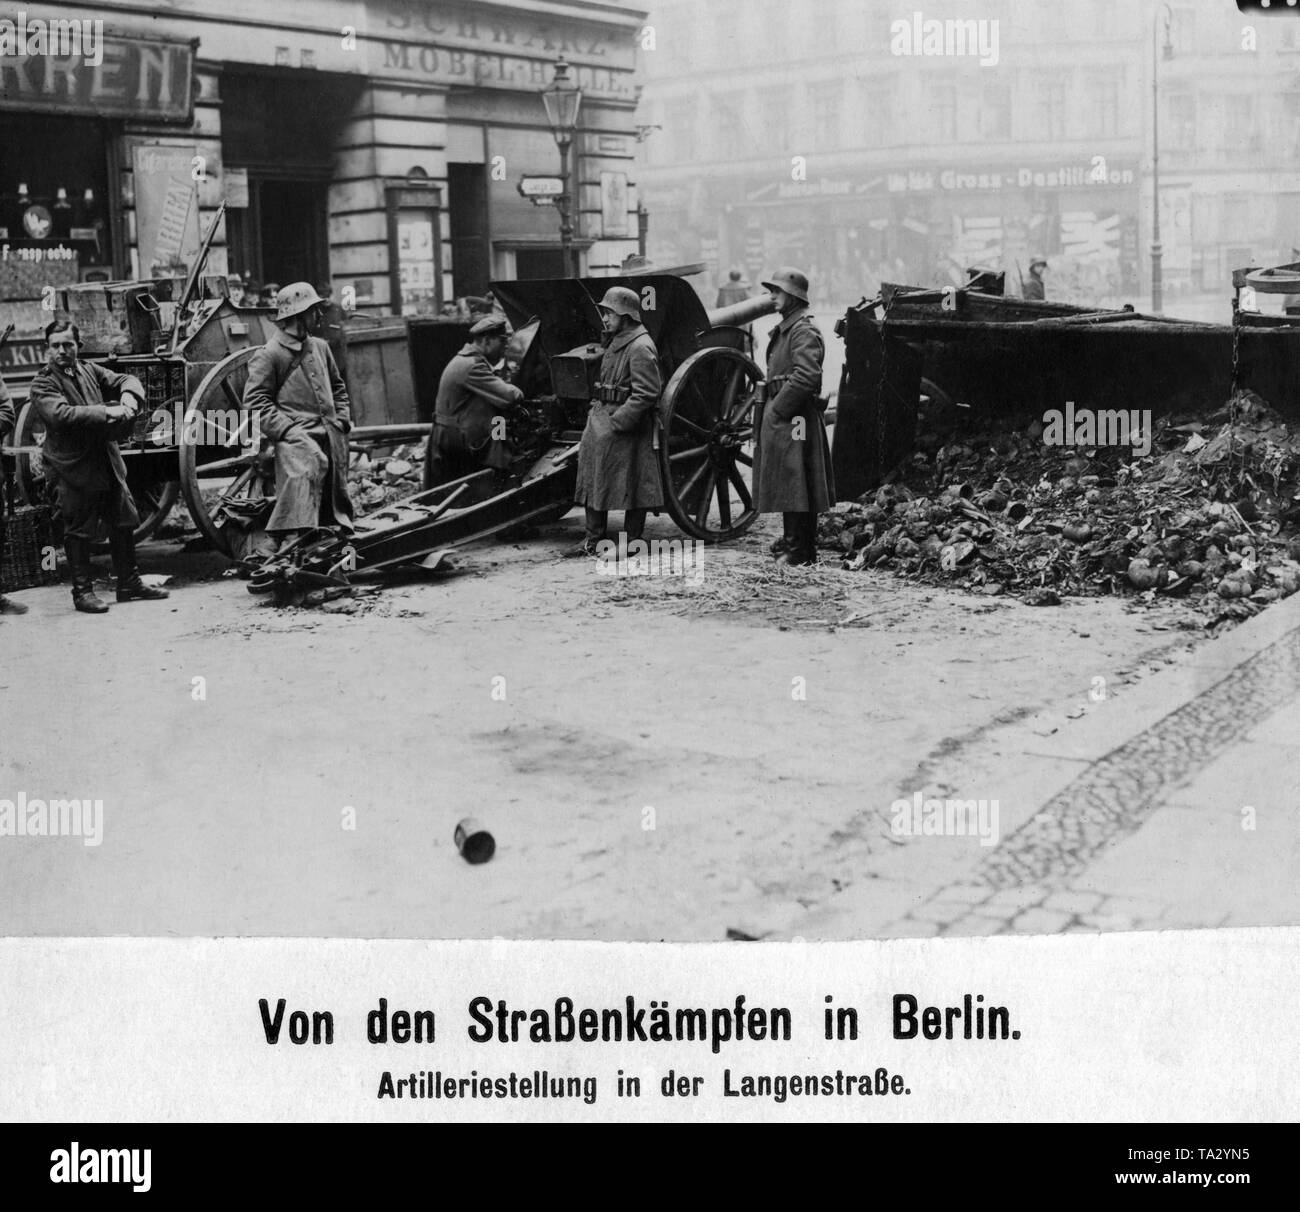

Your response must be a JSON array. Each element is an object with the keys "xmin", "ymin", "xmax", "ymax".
[
  {"xmin": 11, "ymin": 399, "xmax": 179, "ymax": 549},
  {"xmin": 658, "ymin": 345, "xmax": 762, "ymax": 542},
  {"xmin": 178, "ymin": 347, "xmax": 273, "ymax": 557}
]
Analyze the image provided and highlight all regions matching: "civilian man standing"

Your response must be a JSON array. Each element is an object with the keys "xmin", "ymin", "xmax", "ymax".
[
  {"xmin": 571, "ymin": 286, "xmax": 663, "ymax": 556},
  {"xmin": 0, "ymin": 368, "xmax": 29, "ymax": 614},
  {"xmin": 423, "ymin": 315, "xmax": 523, "ymax": 489},
  {"xmin": 243, "ymin": 282, "xmax": 355, "ymax": 549},
  {"xmin": 752, "ymin": 267, "xmax": 834, "ymax": 566},
  {"xmin": 29, "ymin": 319, "xmax": 170, "ymax": 613}
]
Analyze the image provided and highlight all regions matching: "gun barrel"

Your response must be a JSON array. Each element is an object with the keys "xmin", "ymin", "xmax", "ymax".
[{"xmin": 706, "ymin": 294, "xmax": 777, "ymax": 329}]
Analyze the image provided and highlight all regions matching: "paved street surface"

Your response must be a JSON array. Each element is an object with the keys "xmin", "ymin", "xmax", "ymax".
[{"xmin": 1, "ymin": 513, "xmax": 1295, "ymax": 942}]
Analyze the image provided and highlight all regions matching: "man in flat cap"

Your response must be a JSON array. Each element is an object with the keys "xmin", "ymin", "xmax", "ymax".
[
  {"xmin": 752, "ymin": 266, "xmax": 834, "ymax": 566},
  {"xmin": 243, "ymin": 281, "xmax": 355, "ymax": 549},
  {"xmin": 570, "ymin": 285, "xmax": 663, "ymax": 556},
  {"xmin": 29, "ymin": 319, "xmax": 171, "ymax": 613},
  {"xmin": 423, "ymin": 314, "xmax": 524, "ymax": 489},
  {"xmin": 1023, "ymin": 257, "xmax": 1047, "ymax": 301}
]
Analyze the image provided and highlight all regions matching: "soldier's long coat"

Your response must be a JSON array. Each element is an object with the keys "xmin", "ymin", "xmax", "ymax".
[
  {"xmin": 243, "ymin": 327, "xmax": 355, "ymax": 534},
  {"xmin": 752, "ymin": 307, "xmax": 835, "ymax": 513},
  {"xmin": 29, "ymin": 359, "xmax": 144, "ymax": 538},
  {"xmin": 575, "ymin": 323, "xmax": 665, "ymax": 511}
]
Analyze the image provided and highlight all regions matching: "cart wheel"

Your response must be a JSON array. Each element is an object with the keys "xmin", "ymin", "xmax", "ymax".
[
  {"xmin": 658, "ymin": 346, "xmax": 763, "ymax": 542},
  {"xmin": 11, "ymin": 400, "xmax": 179, "ymax": 548},
  {"xmin": 179, "ymin": 347, "xmax": 273, "ymax": 557}
]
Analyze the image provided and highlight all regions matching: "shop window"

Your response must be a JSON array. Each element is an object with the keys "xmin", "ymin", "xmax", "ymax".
[
  {"xmin": 0, "ymin": 114, "xmax": 115, "ymax": 278},
  {"xmin": 449, "ymin": 164, "xmax": 489, "ymax": 299}
]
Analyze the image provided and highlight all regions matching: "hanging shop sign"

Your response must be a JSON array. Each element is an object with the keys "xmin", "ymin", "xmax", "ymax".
[{"xmin": 0, "ymin": 30, "xmax": 195, "ymax": 123}]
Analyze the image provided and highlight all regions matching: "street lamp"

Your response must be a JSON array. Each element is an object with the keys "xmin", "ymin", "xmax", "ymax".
[
  {"xmin": 1151, "ymin": 3, "xmax": 1174, "ymax": 313},
  {"xmin": 541, "ymin": 58, "xmax": 583, "ymax": 278}
]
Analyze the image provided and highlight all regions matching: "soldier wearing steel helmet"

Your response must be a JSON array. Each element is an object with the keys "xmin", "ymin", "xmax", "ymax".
[
  {"xmin": 570, "ymin": 285, "xmax": 664, "ymax": 556},
  {"xmin": 423, "ymin": 314, "xmax": 524, "ymax": 490},
  {"xmin": 752, "ymin": 267, "xmax": 835, "ymax": 566},
  {"xmin": 242, "ymin": 281, "xmax": 355, "ymax": 547}
]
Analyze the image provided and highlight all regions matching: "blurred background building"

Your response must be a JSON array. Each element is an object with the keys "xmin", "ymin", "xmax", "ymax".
[{"xmin": 637, "ymin": 0, "xmax": 1300, "ymax": 321}]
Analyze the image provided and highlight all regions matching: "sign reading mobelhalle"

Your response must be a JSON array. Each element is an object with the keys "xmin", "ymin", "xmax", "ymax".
[{"xmin": 0, "ymin": 31, "xmax": 194, "ymax": 122}]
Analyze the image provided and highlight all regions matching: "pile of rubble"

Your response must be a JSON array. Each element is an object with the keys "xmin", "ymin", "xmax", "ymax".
[
  {"xmin": 347, "ymin": 441, "xmax": 427, "ymax": 510},
  {"xmin": 821, "ymin": 392, "xmax": 1300, "ymax": 625}
]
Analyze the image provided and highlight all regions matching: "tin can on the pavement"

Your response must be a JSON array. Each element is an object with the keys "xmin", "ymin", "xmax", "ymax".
[{"xmin": 454, "ymin": 818, "xmax": 495, "ymax": 864}]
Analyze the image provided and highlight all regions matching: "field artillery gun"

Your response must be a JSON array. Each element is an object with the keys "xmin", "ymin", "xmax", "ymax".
[{"xmin": 245, "ymin": 273, "xmax": 777, "ymax": 599}]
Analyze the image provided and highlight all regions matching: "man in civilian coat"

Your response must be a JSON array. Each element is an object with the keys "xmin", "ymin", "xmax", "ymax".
[
  {"xmin": 243, "ymin": 282, "xmax": 355, "ymax": 548},
  {"xmin": 571, "ymin": 286, "xmax": 664, "ymax": 556},
  {"xmin": 423, "ymin": 315, "xmax": 524, "ymax": 490},
  {"xmin": 29, "ymin": 319, "xmax": 170, "ymax": 613},
  {"xmin": 752, "ymin": 267, "xmax": 835, "ymax": 566},
  {"xmin": 0, "ymin": 368, "xmax": 28, "ymax": 614}
]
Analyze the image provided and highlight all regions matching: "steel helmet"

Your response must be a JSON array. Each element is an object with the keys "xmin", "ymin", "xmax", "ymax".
[
  {"xmin": 597, "ymin": 285, "xmax": 642, "ymax": 321},
  {"xmin": 760, "ymin": 267, "xmax": 809, "ymax": 303},
  {"xmin": 275, "ymin": 281, "xmax": 325, "ymax": 321}
]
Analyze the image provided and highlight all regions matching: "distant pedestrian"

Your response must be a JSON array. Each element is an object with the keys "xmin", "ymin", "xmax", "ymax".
[
  {"xmin": 1024, "ymin": 257, "xmax": 1048, "ymax": 301},
  {"xmin": 715, "ymin": 269, "xmax": 751, "ymax": 309}
]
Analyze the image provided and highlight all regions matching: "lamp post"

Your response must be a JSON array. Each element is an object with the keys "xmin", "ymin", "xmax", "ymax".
[
  {"xmin": 541, "ymin": 58, "xmax": 583, "ymax": 278},
  {"xmin": 1151, "ymin": 3, "xmax": 1173, "ymax": 313}
]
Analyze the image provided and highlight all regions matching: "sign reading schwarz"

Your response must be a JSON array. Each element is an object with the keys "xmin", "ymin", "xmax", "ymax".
[{"xmin": 0, "ymin": 31, "xmax": 195, "ymax": 123}]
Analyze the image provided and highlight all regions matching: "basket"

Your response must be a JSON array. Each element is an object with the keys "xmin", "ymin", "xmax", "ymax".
[{"xmin": 1, "ymin": 502, "xmax": 60, "ymax": 592}]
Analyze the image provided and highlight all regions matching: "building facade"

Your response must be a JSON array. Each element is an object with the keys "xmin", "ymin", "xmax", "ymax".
[
  {"xmin": 0, "ymin": 0, "xmax": 649, "ymax": 368},
  {"xmin": 637, "ymin": 0, "xmax": 1300, "ymax": 319}
]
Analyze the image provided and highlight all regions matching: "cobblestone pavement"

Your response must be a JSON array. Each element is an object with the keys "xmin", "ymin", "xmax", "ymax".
[{"xmin": 845, "ymin": 605, "xmax": 1300, "ymax": 940}]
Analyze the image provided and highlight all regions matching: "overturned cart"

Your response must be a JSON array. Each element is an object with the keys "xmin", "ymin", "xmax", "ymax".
[{"xmin": 245, "ymin": 274, "xmax": 777, "ymax": 599}]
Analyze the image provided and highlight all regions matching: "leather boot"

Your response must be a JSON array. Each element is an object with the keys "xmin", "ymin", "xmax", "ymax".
[
  {"xmin": 66, "ymin": 536, "xmax": 109, "ymax": 613},
  {"xmin": 0, "ymin": 594, "xmax": 29, "ymax": 615},
  {"xmin": 110, "ymin": 527, "xmax": 169, "ymax": 602},
  {"xmin": 624, "ymin": 508, "xmax": 647, "ymax": 543},
  {"xmin": 565, "ymin": 508, "xmax": 607, "ymax": 557},
  {"xmin": 772, "ymin": 513, "xmax": 799, "ymax": 560},
  {"xmin": 775, "ymin": 512, "xmax": 816, "ymax": 567}
]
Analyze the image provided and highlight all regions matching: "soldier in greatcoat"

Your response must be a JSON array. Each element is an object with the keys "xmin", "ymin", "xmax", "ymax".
[
  {"xmin": 751, "ymin": 267, "xmax": 835, "ymax": 566},
  {"xmin": 28, "ymin": 319, "xmax": 170, "ymax": 613},
  {"xmin": 422, "ymin": 315, "xmax": 524, "ymax": 490},
  {"xmin": 0, "ymin": 369, "xmax": 28, "ymax": 615},
  {"xmin": 242, "ymin": 282, "xmax": 355, "ymax": 548},
  {"xmin": 571, "ymin": 286, "xmax": 664, "ymax": 556}
]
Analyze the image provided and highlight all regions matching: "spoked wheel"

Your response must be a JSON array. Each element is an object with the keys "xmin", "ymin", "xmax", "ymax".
[
  {"xmin": 658, "ymin": 346, "xmax": 763, "ymax": 541},
  {"xmin": 179, "ymin": 347, "xmax": 274, "ymax": 557},
  {"xmin": 11, "ymin": 400, "xmax": 179, "ymax": 548}
]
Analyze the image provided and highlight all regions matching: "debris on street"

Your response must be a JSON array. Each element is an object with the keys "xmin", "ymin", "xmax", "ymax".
[
  {"xmin": 347, "ymin": 442, "xmax": 426, "ymax": 510},
  {"xmin": 821, "ymin": 391, "xmax": 1300, "ymax": 627}
]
